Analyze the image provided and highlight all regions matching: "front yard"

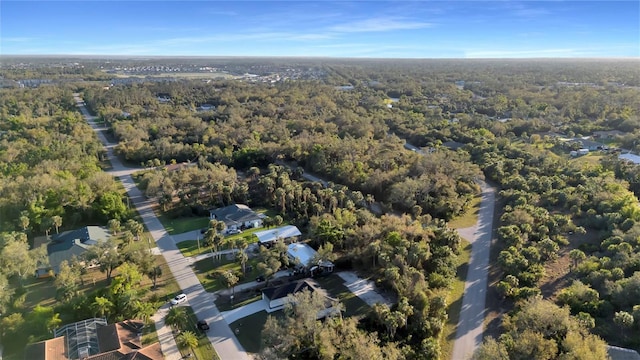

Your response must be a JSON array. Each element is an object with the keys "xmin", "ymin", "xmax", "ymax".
[
  {"xmin": 193, "ymin": 256, "xmax": 262, "ymax": 293},
  {"xmin": 173, "ymin": 306, "xmax": 220, "ymax": 360},
  {"xmin": 227, "ymin": 273, "xmax": 372, "ymax": 355}
]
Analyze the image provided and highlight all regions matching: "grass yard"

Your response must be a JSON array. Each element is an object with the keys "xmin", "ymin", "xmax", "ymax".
[
  {"xmin": 571, "ymin": 153, "xmax": 603, "ymax": 167},
  {"xmin": 193, "ymin": 257, "xmax": 262, "ymax": 293},
  {"xmin": 228, "ymin": 273, "xmax": 371, "ymax": 355},
  {"xmin": 176, "ymin": 306, "xmax": 220, "ymax": 360},
  {"xmin": 314, "ymin": 274, "xmax": 371, "ymax": 317},
  {"xmin": 230, "ymin": 310, "xmax": 286, "ymax": 354},
  {"xmin": 157, "ymin": 215, "xmax": 210, "ymax": 235},
  {"xmin": 440, "ymin": 239, "xmax": 472, "ymax": 360},
  {"xmin": 215, "ymin": 293, "xmax": 262, "ymax": 312},
  {"xmin": 448, "ymin": 195, "xmax": 482, "ymax": 229},
  {"xmin": 176, "ymin": 227, "xmax": 264, "ymax": 258}
]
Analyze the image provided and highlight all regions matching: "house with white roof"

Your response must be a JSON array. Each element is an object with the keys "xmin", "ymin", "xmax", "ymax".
[
  {"xmin": 255, "ymin": 225, "xmax": 301, "ymax": 246},
  {"xmin": 287, "ymin": 242, "xmax": 334, "ymax": 274}
]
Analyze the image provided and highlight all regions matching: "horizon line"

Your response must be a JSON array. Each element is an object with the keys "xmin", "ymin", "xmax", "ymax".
[{"xmin": 1, "ymin": 54, "xmax": 639, "ymax": 61}]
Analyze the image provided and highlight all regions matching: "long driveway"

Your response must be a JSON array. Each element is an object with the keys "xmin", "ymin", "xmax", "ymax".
[
  {"xmin": 451, "ymin": 181, "xmax": 495, "ymax": 360},
  {"xmin": 74, "ymin": 95, "xmax": 250, "ymax": 360}
]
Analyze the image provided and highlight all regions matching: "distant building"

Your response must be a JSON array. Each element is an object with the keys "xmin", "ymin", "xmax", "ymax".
[
  {"xmin": 593, "ymin": 130, "xmax": 624, "ymax": 139},
  {"xmin": 607, "ymin": 345, "xmax": 640, "ymax": 360},
  {"xmin": 25, "ymin": 318, "xmax": 162, "ymax": 360},
  {"xmin": 196, "ymin": 104, "xmax": 215, "ymax": 111},
  {"xmin": 619, "ymin": 153, "xmax": 640, "ymax": 165}
]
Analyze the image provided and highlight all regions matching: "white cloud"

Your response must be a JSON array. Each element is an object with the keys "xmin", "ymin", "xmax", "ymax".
[{"xmin": 329, "ymin": 17, "xmax": 433, "ymax": 33}]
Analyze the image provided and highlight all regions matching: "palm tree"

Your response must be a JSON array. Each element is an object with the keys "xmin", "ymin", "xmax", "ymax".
[
  {"xmin": 165, "ymin": 306, "xmax": 188, "ymax": 330},
  {"xmin": 108, "ymin": 219, "xmax": 121, "ymax": 236},
  {"xmin": 236, "ymin": 247, "xmax": 249, "ymax": 274},
  {"xmin": 176, "ymin": 331, "xmax": 198, "ymax": 353},
  {"xmin": 147, "ymin": 266, "xmax": 162, "ymax": 289},
  {"xmin": 127, "ymin": 219, "xmax": 144, "ymax": 241},
  {"xmin": 92, "ymin": 296, "xmax": 113, "ymax": 319},
  {"xmin": 51, "ymin": 215, "xmax": 63, "ymax": 234},
  {"xmin": 133, "ymin": 300, "xmax": 155, "ymax": 324}
]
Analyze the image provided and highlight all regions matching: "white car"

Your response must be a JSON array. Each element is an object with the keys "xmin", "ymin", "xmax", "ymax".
[{"xmin": 170, "ymin": 293, "xmax": 187, "ymax": 305}]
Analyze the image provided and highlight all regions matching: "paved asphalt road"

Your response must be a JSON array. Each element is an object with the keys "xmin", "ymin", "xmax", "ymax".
[
  {"xmin": 75, "ymin": 95, "xmax": 250, "ymax": 360},
  {"xmin": 451, "ymin": 181, "xmax": 496, "ymax": 360}
]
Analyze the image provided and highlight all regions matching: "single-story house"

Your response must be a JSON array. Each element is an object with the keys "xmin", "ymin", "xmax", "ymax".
[
  {"xmin": 607, "ymin": 345, "xmax": 640, "ymax": 360},
  {"xmin": 261, "ymin": 280, "xmax": 339, "ymax": 317},
  {"xmin": 568, "ymin": 138, "xmax": 603, "ymax": 151},
  {"xmin": 25, "ymin": 318, "xmax": 162, "ymax": 360},
  {"xmin": 209, "ymin": 204, "xmax": 264, "ymax": 230},
  {"xmin": 255, "ymin": 225, "xmax": 301, "ymax": 246},
  {"xmin": 442, "ymin": 141, "xmax": 465, "ymax": 150},
  {"xmin": 287, "ymin": 242, "xmax": 334, "ymax": 273},
  {"xmin": 196, "ymin": 104, "xmax": 215, "ymax": 111},
  {"xmin": 571, "ymin": 148, "xmax": 590, "ymax": 157},
  {"xmin": 35, "ymin": 226, "xmax": 111, "ymax": 277},
  {"xmin": 593, "ymin": 130, "xmax": 624, "ymax": 139},
  {"xmin": 619, "ymin": 153, "xmax": 640, "ymax": 165}
]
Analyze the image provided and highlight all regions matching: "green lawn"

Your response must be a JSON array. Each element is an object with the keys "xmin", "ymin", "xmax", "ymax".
[
  {"xmin": 176, "ymin": 306, "xmax": 220, "ymax": 360},
  {"xmin": 448, "ymin": 195, "xmax": 482, "ymax": 229},
  {"xmin": 176, "ymin": 228, "xmax": 263, "ymax": 258},
  {"xmin": 314, "ymin": 274, "xmax": 371, "ymax": 317},
  {"xmin": 157, "ymin": 215, "xmax": 210, "ymax": 235},
  {"xmin": 572, "ymin": 153, "xmax": 603, "ymax": 167},
  {"xmin": 440, "ymin": 239, "xmax": 472, "ymax": 360},
  {"xmin": 215, "ymin": 294, "xmax": 262, "ymax": 312},
  {"xmin": 193, "ymin": 257, "xmax": 262, "ymax": 293},
  {"xmin": 229, "ymin": 310, "xmax": 272, "ymax": 354}
]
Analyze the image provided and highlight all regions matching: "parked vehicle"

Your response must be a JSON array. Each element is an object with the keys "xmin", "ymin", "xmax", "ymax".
[
  {"xmin": 255, "ymin": 275, "xmax": 265, "ymax": 282},
  {"xmin": 170, "ymin": 293, "xmax": 187, "ymax": 305},
  {"xmin": 197, "ymin": 320, "xmax": 210, "ymax": 331}
]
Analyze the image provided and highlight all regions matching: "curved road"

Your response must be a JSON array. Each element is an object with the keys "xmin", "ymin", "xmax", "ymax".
[
  {"xmin": 74, "ymin": 95, "xmax": 250, "ymax": 360},
  {"xmin": 452, "ymin": 181, "xmax": 495, "ymax": 360}
]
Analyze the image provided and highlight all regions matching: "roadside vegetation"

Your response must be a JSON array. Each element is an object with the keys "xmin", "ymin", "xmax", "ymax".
[{"xmin": 164, "ymin": 306, "xmax": 219, "ymax": 360}]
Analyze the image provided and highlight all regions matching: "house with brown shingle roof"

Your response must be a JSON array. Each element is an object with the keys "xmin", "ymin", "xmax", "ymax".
[{"xmin": 25, "ymin": 318, "xmax": 162, "ymax": 360}]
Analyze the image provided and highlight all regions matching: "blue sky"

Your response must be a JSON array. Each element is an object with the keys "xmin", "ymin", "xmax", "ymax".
[{"xmin": 1, "ymin": 1, "xmax": 638, "ymax": 58}]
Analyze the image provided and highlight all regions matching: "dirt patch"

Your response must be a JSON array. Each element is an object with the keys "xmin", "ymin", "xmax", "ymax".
[{"xmin": 540, "ymin": 230, "xmax": 602, "ymax": 300}]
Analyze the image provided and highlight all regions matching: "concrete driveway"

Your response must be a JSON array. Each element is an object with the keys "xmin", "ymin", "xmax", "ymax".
[{"xmin": 337, "ymin": 271, "xmax": 392, "ymax": 307}]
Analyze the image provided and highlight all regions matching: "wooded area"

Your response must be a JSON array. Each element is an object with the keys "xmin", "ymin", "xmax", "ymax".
[{"xmin": 1, "ymin": 58, "xmax": 639, "ymax": 359}]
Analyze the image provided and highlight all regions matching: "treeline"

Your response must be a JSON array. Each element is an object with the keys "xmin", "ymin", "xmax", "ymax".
[
  {"xmin": 0, "ymin": 86, "xmax": 132, "ymax": 235},
  {"xmin": 83, "ymin": 80, "xmax": 482, "ymax": 220}
]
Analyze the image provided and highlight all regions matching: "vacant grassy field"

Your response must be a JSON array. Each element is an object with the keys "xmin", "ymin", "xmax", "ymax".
[
  {"xmin": 157, "ymin": 215, "xmax": 210, "ymax": 235},
  {"xmin": 448, "ymin": 195, "xmax": 482, "ymax": 230},
  {"xmin": 571, "ymin": 153, "xmax": 604, "ymax": 167},
  {"xmin": 193, "ymin": 257, "xmax": 262, "ymax": 293},
  {"xmin": 440, "ymin": 239, "xmax": 472, "ymax": 360}
]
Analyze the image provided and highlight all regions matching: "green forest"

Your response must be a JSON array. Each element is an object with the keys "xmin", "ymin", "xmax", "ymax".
[{"xmin": 1, "ymin": 58, "xmax": 639, "ymax": 359}]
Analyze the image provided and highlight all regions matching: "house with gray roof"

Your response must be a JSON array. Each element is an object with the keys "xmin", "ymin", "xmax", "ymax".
[
  {"xmin": 209, "ymin": 204, "xmax": 264, "ymax": 230},
  {"xmin": 35, "ymin": 226, "xmax": 111, "ymax": 277}
]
